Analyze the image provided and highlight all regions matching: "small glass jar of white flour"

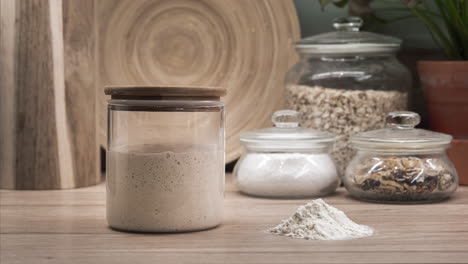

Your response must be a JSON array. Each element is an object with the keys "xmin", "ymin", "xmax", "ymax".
[
  {"xmin": 234, "ymin": 110, "xmax": 339, "ymax": 198},
  {"xmin": 105, "ymin": 86, "xmax": 225, "ymax": 232}
]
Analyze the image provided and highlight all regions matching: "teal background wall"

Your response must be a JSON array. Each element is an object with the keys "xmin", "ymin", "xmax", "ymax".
[{"xmin": 292, "ymin": 0, "xmax": 438, "ymax": 49}]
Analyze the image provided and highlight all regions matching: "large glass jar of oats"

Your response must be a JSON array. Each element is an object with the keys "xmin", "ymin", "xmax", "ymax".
[{"xmin": 285, "ymin": 17, "xmax": 411, "ymax": 176}]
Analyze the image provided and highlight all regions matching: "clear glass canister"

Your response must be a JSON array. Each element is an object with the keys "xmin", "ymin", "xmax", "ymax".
[
  {"xmin": 344, "ymin": 111, "xmax": 458, "ymax": 203},
  {"xmin": 105, "ymin": 86, "xmax": 225, "ymax": 232},
  {"xmin": 234, "ymin": 110, "xmax": 339, "ymax": 198},
  {"xmin": 285, "ymin": 17, "xmax": 412, "ymax": 176}
]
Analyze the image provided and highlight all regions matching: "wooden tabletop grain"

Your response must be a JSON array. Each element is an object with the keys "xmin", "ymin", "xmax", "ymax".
[{"xmin": 1, "ymin": 174, "xmax": 467, "ymax": 264}]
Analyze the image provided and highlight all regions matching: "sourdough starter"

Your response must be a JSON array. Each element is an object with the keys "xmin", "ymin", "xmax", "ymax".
[{"xmin": 106, "ymin": 144, "xmax": 224, "ymax": 232}]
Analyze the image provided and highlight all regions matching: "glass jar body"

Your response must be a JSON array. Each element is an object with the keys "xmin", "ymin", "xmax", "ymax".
[
  {"xmin": 234, "ymin": 148, "xmax": 339, "ymax": 198},
  {"xmin": 106, "ymin": 99, "xmax": 225, "ymax": 232},
  {"xmin": 344, "ymin": 150, "xmax": 458, "ymax": 203},
  {"xmin": 285, "ymin": 54, "xmax": 412, "ymax": 176}
]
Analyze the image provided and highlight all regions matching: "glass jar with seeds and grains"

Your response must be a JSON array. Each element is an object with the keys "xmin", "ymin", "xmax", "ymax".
[
  {"xmin": 285, "ymin": 17, "xmax": 411, "ymax": 176},
  {"xmin": 344, "ymin": 111, "xmax": 458, "ymax": 203}
]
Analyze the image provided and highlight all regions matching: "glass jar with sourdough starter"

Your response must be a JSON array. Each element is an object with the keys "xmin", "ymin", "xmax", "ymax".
[
  {"xmin": 285, "ymin": 17, "xmax": 411, "ymax": 176},
  {"xmin": 344, "ymin": 111, "xmax": 458, "ymax": 203},
  {"xmin": 105, "ymin": 86, "xmax": 225, "ymax": 232},
  {"xmin": 234, "ymin": 110, "xmax": 339, "ymax": 198}
]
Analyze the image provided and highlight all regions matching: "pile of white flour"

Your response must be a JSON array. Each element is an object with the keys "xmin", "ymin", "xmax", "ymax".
[{"xmin": 269, "ymin": 199, "xmax": 374, "ymax": 240}]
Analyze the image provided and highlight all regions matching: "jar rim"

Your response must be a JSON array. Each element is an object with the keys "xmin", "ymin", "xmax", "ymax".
[
  {"xmin": 350, "ymin": 141, "xmax": 451, "ymax": 154},
  {"xmin": 295, "ymin": 43, "xmax": 400, "ymax": 55},
  {"xmin": 107, "ymin": 99, "xmax": 224, "ymax": 112},
  {"xmin": 240, "ymin": 139, "xmax": 334, "ymax": 152}
]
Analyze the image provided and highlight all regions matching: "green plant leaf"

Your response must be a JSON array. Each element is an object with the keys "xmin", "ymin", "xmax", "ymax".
[
  {"xmin": 410, "ymin": 7, "xmax": 459, "ymax": 59},
  {"xmin": 333, "ymin": 0, "xmax": 349, "ymax": 8},
  {"xmin": 319, "ymin": 0, "xmax": 332, "ymax": 10},
  {"xmin": 432, "ymin": 0, "xmax": 467, "ymax": 59},
  {"xmin": 464, "ymin": 0, "xmax": 468, "ymax": 24}
]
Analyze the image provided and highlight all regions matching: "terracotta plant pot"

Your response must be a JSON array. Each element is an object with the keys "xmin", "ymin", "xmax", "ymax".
[
  {"xmin": 418, "ymin": 61, "xmax": 468, "ymax": 137},
  {"xmin": 447, "ymin": 138, "xmax": 468, "ymax": 186}
]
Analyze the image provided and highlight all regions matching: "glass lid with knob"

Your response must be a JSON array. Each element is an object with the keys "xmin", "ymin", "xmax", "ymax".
[
  {"xmin": 350, "ymin": 111, "xmax": 453, "ymax": 152},
  {"xmin": 240, "ymin": 110, "xmax": 335, "ymax": 151},
  {"xmin": 295, "ymin": 16, "xmax": 402, "ymax": 54}
]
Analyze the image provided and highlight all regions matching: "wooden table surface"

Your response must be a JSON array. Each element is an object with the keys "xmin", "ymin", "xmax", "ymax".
[{"xmin": 1, "ymin": 174, "xmax": 468, "ymax": 264}]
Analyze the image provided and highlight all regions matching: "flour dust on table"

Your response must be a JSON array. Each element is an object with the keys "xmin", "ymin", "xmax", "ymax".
[{"xmin": 269, "ymin": 199, "xmax": 374, "ymax": 240}]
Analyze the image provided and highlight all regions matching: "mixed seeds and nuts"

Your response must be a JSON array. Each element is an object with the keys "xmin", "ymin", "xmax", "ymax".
[{"xmin": 347, "ymin": 156, "xmax": 457, "ymax": 201}]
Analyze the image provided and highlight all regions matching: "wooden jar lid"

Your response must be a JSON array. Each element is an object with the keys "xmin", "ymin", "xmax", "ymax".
[{"xmin": 105, "ymin": 86, "xmax": 226, "ymax": 99}]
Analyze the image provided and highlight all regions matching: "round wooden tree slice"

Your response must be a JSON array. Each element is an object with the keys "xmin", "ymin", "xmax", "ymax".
[{"xmin": 97, "ymin": 0, "xmax": 300, "ymax": 163}]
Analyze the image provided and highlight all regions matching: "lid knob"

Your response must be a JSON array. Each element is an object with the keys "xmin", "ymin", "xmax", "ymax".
[
  {"xmin": 333, "ymin": 16, "xmax": 363, "ymax": 32},
  {"xmin": 386, "ymin": 111, "xmax": 421, "ymax": 129},
  {"xmin": 272, "ymin": 110, "xmax": 300, "ymax": 128}
]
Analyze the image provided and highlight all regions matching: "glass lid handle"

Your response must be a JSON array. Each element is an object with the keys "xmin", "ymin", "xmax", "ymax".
[
  {"xmin": 272, "ymin": 110, "xmax": 300, "ymax": 128},
  {"xmin": 386, "ymin": 111, "xmax": 421, "ymax": 129},
  {"xmin": 333, "ymin": 16, "xmax": 363, "ymax": 32}
]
